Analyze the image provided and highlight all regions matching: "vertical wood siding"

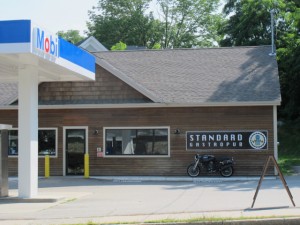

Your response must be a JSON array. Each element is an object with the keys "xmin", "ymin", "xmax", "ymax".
[{"xmin": 0, "ymin": 106, "xmax": 275, "ymax": 177}]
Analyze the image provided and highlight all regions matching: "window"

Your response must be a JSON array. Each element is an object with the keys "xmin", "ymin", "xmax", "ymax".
[
  {"xmin": 8, "ymin": 128, "xmax": 58, "ymax": 157},
  {"xmin": 38, "ymin": 129, "xmax": 57, "ymax": 156},
  {"xmin": 8, "ymin": 130, "xmax": 18, "ymax": 156},
  {"xmin": 105, "ymin": 127, "xmax": 169, "ymax": 157}
]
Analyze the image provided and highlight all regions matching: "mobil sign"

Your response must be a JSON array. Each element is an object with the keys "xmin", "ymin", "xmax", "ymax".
[
  {"xmin": 0, "ymin": 20, "xmax": 95, "ymax": 80},
  {"xmin": 32, "ymin": 27, "xmax": 59, "ymax": 59}
]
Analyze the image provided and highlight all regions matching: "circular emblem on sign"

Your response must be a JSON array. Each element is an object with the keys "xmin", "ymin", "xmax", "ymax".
[{"xmin": 249, "ymin": 132, "xmax": 267, "ymax": 149}]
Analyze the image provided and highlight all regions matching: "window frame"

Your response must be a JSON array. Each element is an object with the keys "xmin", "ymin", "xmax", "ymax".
[
  {"xmin": 8, "ymin": 127, "xmax": 58, "ymax": 158},
  {"xmin": 103, "ymin": 126, "xmax": 170, "ymax": 158},
  {"xmin": 62, "ymin": 126, "xmax": 89, "ymax": 176}
]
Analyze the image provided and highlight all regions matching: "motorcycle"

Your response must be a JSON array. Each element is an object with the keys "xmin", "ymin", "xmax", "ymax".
[{"xmin": 187, "ymin": 154, "xmax": 234, "ymax": 177}]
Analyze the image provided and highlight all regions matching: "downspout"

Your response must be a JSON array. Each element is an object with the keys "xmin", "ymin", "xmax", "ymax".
[{"xmin": 273, "ymin": 105, "xmax": 278, "ymax": 175}]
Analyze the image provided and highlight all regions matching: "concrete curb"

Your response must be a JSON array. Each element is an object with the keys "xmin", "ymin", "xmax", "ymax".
[
  {"xmin": 144, "ymin": 217, "xmax": 300, "ymax": 225},
  {"xmin": 90, "ymin": 176, "xmax": 277, "ymax": 182},
  {"xmin": 0, "ymin": 196, "xmax": 63, "ymax": 203},
  {"xmin": 1, "ymin": 217, "xmax": 300, "ymax": 225}
]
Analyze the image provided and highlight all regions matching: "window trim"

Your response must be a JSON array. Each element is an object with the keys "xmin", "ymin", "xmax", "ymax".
[
  {"xmin": 38, "ymin": 128, "xmax": 58, "ymax": 158},
  {"xmin": 103, "ymin": 126, "xmax": 170, "ymax": 158},
  {"xmin": 8, "ymin": 127, "xmax": 58, "ymax": 158},
  {"xmin": 7, "ymin": 128, "xmax": 18, "ymax": 158}
]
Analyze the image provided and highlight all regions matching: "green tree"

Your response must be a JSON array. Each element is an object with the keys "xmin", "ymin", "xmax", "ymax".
[
  {"xmin": 276, "ymin": 0, "xmax": 300, "ymax": 119},
  {"xmin": 219, "ymin": 0, "xmax": 284, "ymax": 46},
  {"xmin": 157, "ymin": 0, "xmax": 222, "ymax": 48},
  {"xmin": 219, "ymin": 0, "xmax": 300, "ymax": 119},
  {"xmin": 111, "ymin": 41, "xmax": 127, "ymax": 50},
  {"xmin": 87, "ymin": 0, "xmax": 162, "ymax": 49},
  {"xmin": 152, "ymin": 42, "xmax": 161, "ymax": 49},
  {"xmin": 57, "ymin": 30, "xmax": 85, "ymax": 44},
  {"xmin": 87, "ymin": 0, "xmax": 222, "ymax": 49}
]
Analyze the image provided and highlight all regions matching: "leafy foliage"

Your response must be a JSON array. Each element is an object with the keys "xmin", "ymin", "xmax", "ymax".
[
  {"xmin": 219, "ymin": 0, "xmax": 288, "ymax": 46},
  {"xmin": 219, "ymin": 0, "xmax": 300, "ymax": 120},
  {"xmin": 157, "ymin": 0, "xmax": 222, "ymax": 48},
  {"xmin": 86, "ymin": 0, "xmax": 223, "ymax": 49},
  {"xmin": 111, "ymin": 41, "xmax": 127, "ymax": 50},
  {"xmin": 278, "ymin": 120, "xmax": 300, "ymax": 174},
  {"xmin": 87, "ymin": 0, "xmax": 160, "ymax": 49},
  {"xmin": 57, "ymin": 30, "xmax": 85, "ymax": 44},
  {"xmin": 276, "ymin": 0, "xmax": 300, "ymax": 119},
  {"xmin": 152, "ymin": 42, "xmax": 161, "ymax": 49}
]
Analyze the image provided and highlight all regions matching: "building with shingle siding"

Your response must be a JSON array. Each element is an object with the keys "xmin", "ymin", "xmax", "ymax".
[{"xmin": 0, "ymin": 46, "xmax": 281, "ymax": 176}]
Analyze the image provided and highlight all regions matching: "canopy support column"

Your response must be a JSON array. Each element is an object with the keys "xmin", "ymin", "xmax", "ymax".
[{"xmin": 18, "ymin": 65, "xmax": 38, "ymax": 198}]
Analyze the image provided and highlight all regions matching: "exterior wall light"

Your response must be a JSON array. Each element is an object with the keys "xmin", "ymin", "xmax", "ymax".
[{"xmin": 174, "ymin": 129, "xmax": 180, "ymax": 134}]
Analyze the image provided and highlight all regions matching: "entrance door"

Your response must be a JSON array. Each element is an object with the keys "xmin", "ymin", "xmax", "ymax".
[{"xmin": 65, "ymin": 128, "xmax": 86, "ymax": 175}]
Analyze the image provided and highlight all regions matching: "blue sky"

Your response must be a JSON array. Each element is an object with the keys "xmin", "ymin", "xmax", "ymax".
[{"xmin": 0, "ymin": 0, "xmax": 98, "ymax": 35}]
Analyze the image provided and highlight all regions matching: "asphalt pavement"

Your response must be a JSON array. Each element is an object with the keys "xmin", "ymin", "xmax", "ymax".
[{"xmin": 0, "ymin": 175, "xmax": 299, "ymax": 225}]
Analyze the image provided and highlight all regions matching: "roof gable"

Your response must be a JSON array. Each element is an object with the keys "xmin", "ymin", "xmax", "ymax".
[
  {"xmin": 94, "ymin": 46, "xmax": 281, "ymax": 105},
  {"xmin": 0, "ymin": 83, "xmax": 18, "ymax": 105},
  {"xmin": 0, "ymin": 46, "xmax": 281, "ymax": 107},
  {"xmin": 77, "ymin": 36, "xmax": 108, "ymax": 52}
]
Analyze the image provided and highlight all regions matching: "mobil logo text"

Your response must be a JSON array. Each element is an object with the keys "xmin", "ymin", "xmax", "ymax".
[{"xmin": 34, "ymin": 28, "xmax": 59, "ymax": 57}]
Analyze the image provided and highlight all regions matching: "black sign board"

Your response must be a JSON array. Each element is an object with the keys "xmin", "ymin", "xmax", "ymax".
[{"xmin": 186, "ymin": 131, "xmax": 268, "ymax": 150}]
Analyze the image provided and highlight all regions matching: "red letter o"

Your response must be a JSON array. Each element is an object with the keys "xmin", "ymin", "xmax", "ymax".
[{"xmin": 45, "ymin": 38, "xmax": 50, "ymax": 53}]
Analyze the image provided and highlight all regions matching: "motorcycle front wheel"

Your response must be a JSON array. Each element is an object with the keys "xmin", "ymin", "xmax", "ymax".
[
  {"xmin": 220, "ymin": 166, "xmax": 233, "ymax": 177},
  {"xmin": 187, "ymin": 163, "xmax": 200, "ymax": 177}
]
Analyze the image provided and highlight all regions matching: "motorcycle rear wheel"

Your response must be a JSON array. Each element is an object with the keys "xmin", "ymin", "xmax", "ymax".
[
  {"xmin": 220, "ymin": 166, "xmax": 233, "ymax": 177},
  {"xmin": 187, "ymin": 163, "xmax": 200, "ymax": 177}
]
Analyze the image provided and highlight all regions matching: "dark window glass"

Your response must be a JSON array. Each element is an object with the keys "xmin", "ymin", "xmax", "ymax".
[
  {"xmin": 8, "ymin": 130, "xmax": 18, "ymax": 155},
  {"xmin": 105, "ymin": 128, "xmax": 168, "ymax": 156},
  {"xmin": 66, "ymin": 129, "xmax": 85, "ymax": 175},
  {"xmin": 38, "ymin": 130, "xmax": 56, "ymax": 156},
  {"xmin": 8, "ymin": 129, "xmax": 57, "ymax": 156}
]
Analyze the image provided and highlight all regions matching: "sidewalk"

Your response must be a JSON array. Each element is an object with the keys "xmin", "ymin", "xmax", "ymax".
[{"xmin": 0, "ymin": 175, "xmax": 299, "ymax": 225}]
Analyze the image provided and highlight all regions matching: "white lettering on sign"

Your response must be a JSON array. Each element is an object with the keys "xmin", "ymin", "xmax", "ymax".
[{"xmin": 186, "ymin": 131, "xmax": 268, "ymax": 150}]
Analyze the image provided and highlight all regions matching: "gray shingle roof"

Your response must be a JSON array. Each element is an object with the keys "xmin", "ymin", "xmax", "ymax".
[
  {"xmin": 0, "ymin": 83, "xmax": 18, "ymax": 105},
  {"xmin": 0, "ymin": 46, "xmax": 281, "ymax": 106},
  {"xmin": 94, "ymin": 46, "xmax": 281, "ymax": 105}
]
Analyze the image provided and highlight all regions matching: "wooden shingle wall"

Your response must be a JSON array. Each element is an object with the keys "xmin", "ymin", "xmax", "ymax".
[
  {"xmin": 1, "ymin": 106, "xmax": 275, "ymax": 177},
  {"xmin": 2, "ymin": 61, "xmax": 276, "ymax": 177},
  {"xmin": 38, "ymin": 65, "xmax": 151, "ymax": 103}
]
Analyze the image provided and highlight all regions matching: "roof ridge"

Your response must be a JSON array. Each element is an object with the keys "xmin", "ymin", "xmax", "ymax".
[
  {"xmin": 93, "ymin": 46, "xmax": 280, "ymax": 105},
  {"xmin": 92, "ymin": 45, "xmax": 272, "ymax": 54}
]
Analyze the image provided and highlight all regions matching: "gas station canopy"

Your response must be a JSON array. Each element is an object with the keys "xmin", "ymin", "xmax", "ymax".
[
  {"xmin": 0, "ymin": 20, "xmax": 95, "ymax": 198},
  {"xmin": 0, "ymin": 20, "xmax": 95, "ymax": 82}
]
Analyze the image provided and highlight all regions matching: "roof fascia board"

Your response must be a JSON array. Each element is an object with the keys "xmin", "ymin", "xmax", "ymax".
[
  {"xmin": 0, "ymin": 101, "xmax": 280, "ymax": 110},
  {"xmin": 95, "ymin": 57, "xmax": 161, "ymax": 103}
]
